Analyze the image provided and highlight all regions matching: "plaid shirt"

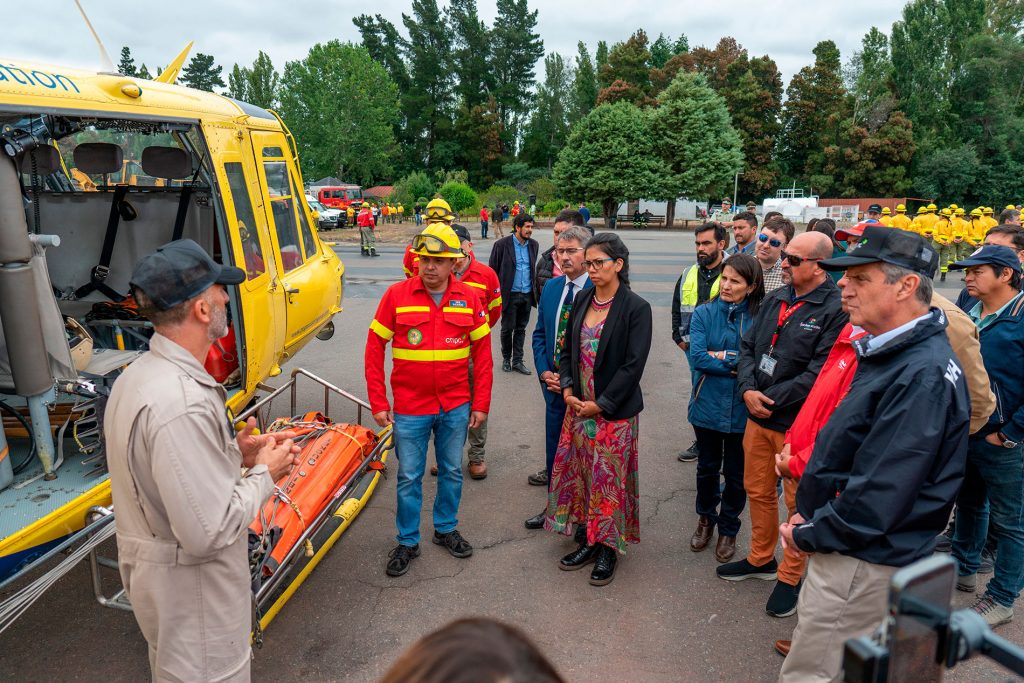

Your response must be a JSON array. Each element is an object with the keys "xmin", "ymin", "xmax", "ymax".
[{"xmin": 762, "ymin": 258, "xmax": 785, "ymax": 292}]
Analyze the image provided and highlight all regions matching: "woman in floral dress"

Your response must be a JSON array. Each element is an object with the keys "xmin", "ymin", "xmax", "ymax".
[{"xmin": 545, "ymin": 233, "xmax": 653, "ymax": 586}]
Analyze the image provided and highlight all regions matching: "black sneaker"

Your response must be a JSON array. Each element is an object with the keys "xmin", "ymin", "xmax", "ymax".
[
  {"xmin": 433, "ymin": 529, "xmax": 473, "ymax": 558},
  {"xmin": 385, "ymin": 544, "xmax": 420, "ymax": 576},
  {"xmin": 765, "ymin": 580, "xmax": 801, "ymax": 617},
  {"xmin": 717, "ymin": 557, "xmax": 778, "ymax": 582},
  {"xmin": 678, "ymin": 440, "xmax": 699, "ymax": 462}
]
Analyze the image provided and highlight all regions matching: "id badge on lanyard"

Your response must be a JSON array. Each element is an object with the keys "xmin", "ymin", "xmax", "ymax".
[{"xmin": 759, "ymin": 301, "xmax": 804, "ymax": 377}]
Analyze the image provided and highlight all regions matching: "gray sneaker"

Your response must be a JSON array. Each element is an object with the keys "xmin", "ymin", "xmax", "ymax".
[
  {"xmin": 971, "ymin": 594, "xmax": 1014, "ymax": 627},
  {"xmin": 956, "ymin": 573, "xmax": 977, "ymax": 593}
]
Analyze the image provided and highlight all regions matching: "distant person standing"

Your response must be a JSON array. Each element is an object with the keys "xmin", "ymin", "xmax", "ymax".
[
  {"xmin": 414, "ymin": 201, "xmax": 423, "ymax": 226},
  {"xmin": 493, "ymin": 202, "xmax": 505, "ymax": 238},
  {"xmin": 578, "ymin": 202, "xmax": 591, "ymax": 226},
  {"xmin": 489, "ymin": 213, "xmax": 539, "ymax": 374},
  {"xmin": 357, "ymin": 201, "xmax": 378, "ymax": 257},
  {"xmin": 711, "ymin": 197, "xmax": 733, "ymax": 224},
  {"xmin": 725, "ymin": 211, "xmax": 758, "ymax": 258},
  {"xmin": 479, "ymin": 205, "xmax": 489, "ymax": 239}
]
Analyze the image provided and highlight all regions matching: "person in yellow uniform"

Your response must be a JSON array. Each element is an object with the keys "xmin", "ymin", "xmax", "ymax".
[
  {"xmin": 879, "ymin": 207, "xmax": 893, "ymax": 227},
  {"xmin": 982, "ymin": 206, "xmax": 998, "ymax": 232},
  {"xmin": 968, "ymin": 208, "xmax": 987, "ymax": 248},
  {"xmin": 891, "ymin": 204, "xmax": 913, "ymax": 231},
  {"xmin": 951, "ymin": 207, "xmax": 971, "ymax": 264},
  {"xmin": 917, "ymin": 204, "xmax": 939, "ymax": 240},
  {"xmin": 934, "ymin": 208, "xmax": 955, "ymax": 281},
  {"xmin": 911, "ymin": 206, "xmax": 927, "ymax": 234},
  {"xmin": 397, "ymin": 203, "xmax": 405, "ymax": 224}
]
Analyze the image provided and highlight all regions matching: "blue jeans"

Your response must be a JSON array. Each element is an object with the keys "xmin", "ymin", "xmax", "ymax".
[
  {"xmin": 393, "ymin": 403, "xmax": 470, "ymax": 546},
  {"xmin": 952, "ymin": 436, "xmax": 1024, "ymax": 608}
]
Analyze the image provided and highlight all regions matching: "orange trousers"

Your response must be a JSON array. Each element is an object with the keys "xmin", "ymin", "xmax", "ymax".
[{"xmin": 742, "ymin": 419, "xmax": 807, "ymax": 586}]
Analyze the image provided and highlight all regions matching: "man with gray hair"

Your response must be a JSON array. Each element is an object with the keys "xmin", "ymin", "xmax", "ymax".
[{"xmin": 778, "ymin": 226, "xmax": 970, "ymax": 681}]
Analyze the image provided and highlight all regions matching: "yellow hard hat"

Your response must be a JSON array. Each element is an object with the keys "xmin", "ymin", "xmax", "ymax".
[
  {"xmin": 970, "ymin": 208, "xmax": 982, "ymax": 217},
  {"xmin": 881, "ymin": 207, "xmax": 891, "ymax": 215},
  {"xmin": 955, "ymin": 207, "xmax": 965, "ymax": 215},
  {"xmin": 896, "ymin": 204, "xmax": 906, "ymax": 212},
  {"xmin": 949, "ymin": 203, "xmax": 959, "ymax": 211},
  {"xmin": 941, "ymin": 208, "xmax": 952, "ymax": 216},
  {"xmin": 927, "ymin": 203, "xmax": 937, "ymax": 211},
  {"xmin": 916, "ymin": 206, "xmax": 927, "ymax": 215},
  {"xmin": 983, "ymin": 206, "xmax": 993, "ymax": 215},
  {"xmin": 361, "ymin": 202, "xmax": 370, "ymax": 208},
  {"xmin": 410, "ymin": 224, "xmax": 464, "ymax": 258},
  {"xmin": 425, "ymin": 197, "xmax": 453, "ymax": 222},
  {"xmin": 1008, "ymin": 204, "xmax": 1018, "ymax": 211}
]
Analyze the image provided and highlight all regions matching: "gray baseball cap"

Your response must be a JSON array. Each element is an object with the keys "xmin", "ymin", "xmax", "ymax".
[{"xmin": 130, "ymin": 239, "xmax": 245, "ymax": 310}]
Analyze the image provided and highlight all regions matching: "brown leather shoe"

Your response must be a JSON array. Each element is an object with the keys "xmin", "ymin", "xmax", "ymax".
[
  {"xmin": 689, "ymin": 516, "xmax": 714, "ymax": 551},
  {"xmin": 774, "ymin": 640, "xmax": 791, "ymax": 657},
  {"xmin": 715, "ymin": 535, "xmax": 737, "ymax": 563},
  {"xmin": 468, "ymin": 461, "xmax": 487, "ymax": 480}
]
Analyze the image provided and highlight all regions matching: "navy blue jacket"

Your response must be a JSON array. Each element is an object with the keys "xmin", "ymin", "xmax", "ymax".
[
  {"xmin": 532, "ymin": 274, "xmax": 592, "ymax": 381},
  {"xmin": 687, "ymin": 297, "xmax": 753, "ymax": 433},
  {"xmin": 975, "ymin": 293, "xmax": 1024, "ymax": 441},
  {"xmin": 793, "ymin": 307, "xmax": 970, "ymax": 566},
  {"xmin": 955, "ymin": 287, "xmax": 978, "ymax": 313}
]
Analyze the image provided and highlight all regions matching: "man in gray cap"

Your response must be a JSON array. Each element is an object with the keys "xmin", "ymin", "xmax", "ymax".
[{"xmin": 105, "ymin": 239, "xmax": 300, "ymax": 682}]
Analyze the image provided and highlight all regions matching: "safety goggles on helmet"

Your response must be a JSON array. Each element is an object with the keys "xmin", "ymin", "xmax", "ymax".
[{"xmin": 411, "ymin": 233, "xmax": 464, "ymax": 257}]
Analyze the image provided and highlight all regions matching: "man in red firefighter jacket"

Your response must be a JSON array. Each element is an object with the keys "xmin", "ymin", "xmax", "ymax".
[
  {"xmin": 357, "ymin": 202, "xmax": 377, "ymax": 257},
  {"xmin": 365, "ymin": 223, "xmax": 493, "ymax": 578}
]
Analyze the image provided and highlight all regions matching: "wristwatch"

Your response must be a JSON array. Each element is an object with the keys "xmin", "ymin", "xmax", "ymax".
[{"xmin": 998, "ymin": 431, "xmax": 1018, "ymax": 448}]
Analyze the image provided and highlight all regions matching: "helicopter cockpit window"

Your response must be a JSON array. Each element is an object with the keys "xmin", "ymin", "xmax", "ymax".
[
  {"xmin": 224, "ymin": 162, "xmax": 266, "ymax": 280},
  {"xmin": 262, "ymin": 159, "xmax": 304, "ymax": 272},
  {"xmin": 56, "ymin": 126, "xmax": 187, "ymax": 191}
]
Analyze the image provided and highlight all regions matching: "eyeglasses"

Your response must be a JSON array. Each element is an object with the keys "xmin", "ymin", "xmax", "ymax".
[
  {"xmin": 555, "ymin": 247, "xmax": 584, "ymax": 256},
  {"xmin": 757, "ymin": 233, "xmax": 782, "ymax": 248},
  {"xmin": 583, "ymin": 257, "xmax": 615, "ymax": 270},
  {"xmin": 411, "ymin": 233, "xmax": 463, "ymax": 256},
  {"xmin": 781, "ymin": 251, "xmax": 822, "ymax": 267}
]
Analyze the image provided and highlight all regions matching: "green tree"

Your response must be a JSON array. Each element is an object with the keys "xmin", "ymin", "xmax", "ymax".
[
  {"xmin": 650, "ymin": 71, "xmax": 743, "ymax": 226},
  {"xmin": 454, "ymin": 97, "xmax": 504, "ymax": 188},
  {"xmin": 490, "ymin": 0, "xmax": 545, "ymax": 152},
  {"xmin": 402, "ymin": 0, "xmax": 456, "ymax": 169},
  {"xmin": 778, "ymin": 40, "xmax": 847, "ymax": 183},
  {"xmin": 845, "ymin": 27, "xmax": 893, "ymax": 124},
  {"xmin": 353, "ymin": 14, "xmax": 412, "ymax": 93},
  {"xmin": 227, "ymin": 64, "xmax": 249, "ymax": 100},
  {"xmin": 570, "ymin": 41, "xmax": 598, "ymax": 124},
  {"xmin": 822, "ymin": 109, "xmax": 917, "ymax": 197},
  {"xmin": 118, "ymin": 46, "xmax": 138, "ymax": 77},
  {"xmin": 393, "ymin": 171, "xmax": 436, "ymax": 210},
  {"xmin": 650, "ymin": 33, "xmax": 673, "ymax": 69},
  {"xmin": 552, "ymin": 102, "xmax": 670, "ymax": 229},
  {"xmin": 673, "ymin": 35, "xmax": 690, "ymax": 54},
  {"xmin": 439, "ymin": 181, "xmax": 478, "ymax": 213},
  {"xmin": 245, "ymin": 51, "xmax": 279, "ymax": 109},
  {"xmin": 725, "ymin": 58, "xmax": 784, "ymax": 199},
  {"xmin": 181, "ymin": 53, "xmax": 226, "ymax": 92},
  {"xmin": 914, "ymin": 144, "xmax": 981, "ymax": 202},
  {"xmin": 138, "ymin": 64, "xmax": 152, "ymax": 80},
  {"xmin": 596, "ymin": 41, "xmax": 610, "ymax": 86},
  {"xmin": 447, "ymin": 0, "xmax": 493, "ymax": 107},
  {"xmin": 598, "ymin": 30, "xmax": 652, "ymax": 104},
  {"xmin": 277, "ymin": 41, "xmax": 399, "ymax": 185},
  {"xmin": 520, "ymin": 53, "xmax": 574, "ymax": 172},
  {"xmin": 500, "ymin": 161, "xmax": 545, "ymax": 189}
]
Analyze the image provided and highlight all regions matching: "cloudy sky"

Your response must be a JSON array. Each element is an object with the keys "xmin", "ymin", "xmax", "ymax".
[{"xmin": 6, "ymin": 1, "xmax": 906, "ymax": 87}]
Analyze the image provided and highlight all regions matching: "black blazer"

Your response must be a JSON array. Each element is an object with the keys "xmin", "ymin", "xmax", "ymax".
[
  {"xmin": 558, "ymin": 285, "xmax": 653, "ymax": 420},
  {"xmin": 488, "ymin": 235, "xmax": 540, "ymax": 306}
]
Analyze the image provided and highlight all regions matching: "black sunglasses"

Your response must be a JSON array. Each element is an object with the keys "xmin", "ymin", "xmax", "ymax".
[
  {"xmin": 781, "ymin": 251, "xmax": 822, "ymax": 267},
  {"xmin": 758, "ymin": 233, "xmax": 782, "ymax": 248}
]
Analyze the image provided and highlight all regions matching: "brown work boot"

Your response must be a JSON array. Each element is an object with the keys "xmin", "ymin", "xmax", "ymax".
[
  {"xmin": 468, "ymin": 460, "xmax": 488, "ymax": 480},
  {"xmin": 689, "ymin": 516, "xmax": 714, "ymax": 551},
  {"xmin": 774, "ymin": 640, "xmax": 791, "ymax": 657},
  {"xmin": 715, "ymin": 535, "xmax": 737, "ymax": 563}
]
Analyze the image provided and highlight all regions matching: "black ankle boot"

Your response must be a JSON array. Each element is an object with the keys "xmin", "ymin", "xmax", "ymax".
[
  {"xmin": 574, "ymin": 525, "xmax": 586, "ymax": 545},
  {"xmin": 559, "ymin": 543, "xmax": 598, "ymax": 571},
  {"xmin": 589, "ymin": 545, "xmax": 618, "ymax": 586}
]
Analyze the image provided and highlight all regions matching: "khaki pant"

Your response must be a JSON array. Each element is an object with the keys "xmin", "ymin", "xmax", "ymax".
[
  {"xmin": 780, "ymin": 552, "xmax": 897, "ymax": 682},
  {"xmin": 743, "ymin": 419, "xmax": 806, "ymax": 585},
  {"xmin": 466, "ymin": 359, "xmax": 485, "ymax": 463}
]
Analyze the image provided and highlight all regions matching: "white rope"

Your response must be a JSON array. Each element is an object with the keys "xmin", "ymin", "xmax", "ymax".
[{"xmin": 0, "ymin": 521, "xmax": 116, "ymax": 634}]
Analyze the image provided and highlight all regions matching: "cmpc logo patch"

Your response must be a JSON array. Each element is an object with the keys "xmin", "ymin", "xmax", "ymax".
[{"xmin": 407, "ymin": 328, "xmax": 423, "ymax": 345}]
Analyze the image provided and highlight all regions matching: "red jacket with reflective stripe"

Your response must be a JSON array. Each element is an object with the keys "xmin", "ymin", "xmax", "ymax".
[
  {"xmin": 458, "ymin": 256, "xmax": 502, "ymax": 328},
  {"xmin": 403, "ymin": 244, "xmax": 419, "ymax": 278},
  {"xmin": 365, "ymin": 274, "xmax": 493, "ymax": 415},
  {"xmin": 357, "ymin": 208, "xmax": 375, "ymax": 228}
]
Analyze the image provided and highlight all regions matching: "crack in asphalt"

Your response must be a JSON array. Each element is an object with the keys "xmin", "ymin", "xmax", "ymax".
[{"xmin": 643, "ymin": 486, "xmax": 689, "ymax": 524}]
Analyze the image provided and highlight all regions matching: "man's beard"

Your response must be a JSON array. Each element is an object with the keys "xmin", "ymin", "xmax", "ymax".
[
  {"xmin": 207, "ymin": 302, "xmax": 229, "ymax": 341},
  {"xmin": 696, "ymin": 250, "xmax": 719, "ymax": 267}
]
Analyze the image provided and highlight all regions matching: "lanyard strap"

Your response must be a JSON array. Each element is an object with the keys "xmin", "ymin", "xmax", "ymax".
[{"xmin": 768, "ymin": 301, "xmax": 806, "ymax": 354}]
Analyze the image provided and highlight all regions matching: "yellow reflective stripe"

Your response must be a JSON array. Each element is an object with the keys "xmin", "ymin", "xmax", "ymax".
[
  {"xmin": 465, "ymin": 281, "xmax": 486, "ymax": 289},
  {"xmin": 369, "ymin": 320, "xmax": 394, "ymax": 340},
  {"xmin": 488, "ymin": 297, "xmax": 501, "ymax": 310},
  {"xmin": 396, "ymin": 306, "xmax": 430, "ymax": 314},
  {"xmin": 393, "ymin": 347, "xmax": 471, "ymax": 361},
  {"xmin": 442, "ymin": 306, "xmax": 473, "ymax": 314},
  {"xmin": 469, "ymin": 322, "xmax": 490, "ymax": 341}
]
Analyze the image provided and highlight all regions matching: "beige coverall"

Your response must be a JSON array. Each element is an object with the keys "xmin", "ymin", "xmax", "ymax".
[{"xmin": 105, "ymin": 333, "xmax": 273, "ymax": 682}]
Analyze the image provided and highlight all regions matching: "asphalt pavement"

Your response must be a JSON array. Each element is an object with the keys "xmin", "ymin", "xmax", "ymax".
[{"xmin": 0, "ymin": 227, "xmax": 1017, "ymax": 682}]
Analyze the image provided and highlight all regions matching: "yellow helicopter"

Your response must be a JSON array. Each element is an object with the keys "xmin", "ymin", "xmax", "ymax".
[{"xmin": 0, "ymin": 34, "xmax": 383, "ymax": 634}]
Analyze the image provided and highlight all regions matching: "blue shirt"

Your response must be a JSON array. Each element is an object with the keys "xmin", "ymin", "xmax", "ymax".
[
  {"xmin": 579, "ymin": 206, "xmax": 591, "ymax": 224},
  {"xmin": 512, "ymin": 237, "xmax": 531, "ymax": 293}
]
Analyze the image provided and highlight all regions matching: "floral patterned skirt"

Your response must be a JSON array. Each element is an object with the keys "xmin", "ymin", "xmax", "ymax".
[{"xmin": 544, "ymin": 410, "xmax": 640, "ymax": 554}]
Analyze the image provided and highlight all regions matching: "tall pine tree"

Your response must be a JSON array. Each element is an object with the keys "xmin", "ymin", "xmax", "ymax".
[
  {"xmin": 520, "ymin": 53, "xmax": 574, "ymax": 172},
  {"xmin": 118, "ymin": 47, "xmax": 138, "ymax": 77},
  {"xmin": 490, "ymin": 0, "xmax": 544, "ymax": 154},
  {"xmin": 401, "ymin": 0, "xmax": 456, "ymax": 169},
  {"xmin": 181, "ymin": 53, "xmax": 226, "ymax": 92},
  {"xmin": 570, "ymin": 41, "xmax": 598, "ymax": 124}
]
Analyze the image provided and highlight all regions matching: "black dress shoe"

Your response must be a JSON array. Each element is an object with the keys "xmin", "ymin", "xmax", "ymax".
[
  {"xmin": 559, "ymin": 543, "xmax": 598, "ymax": 571},
  {"xmin": 502, "ymin": 360, "xmax": 512, "ymax": 372},
  {"xmin": 511, "ymin": 362, "xmax": 531, "ymax": 375},
  {"xmin": 524, "ymin": 511, "xmax": 546, "ymax": 529},
  {"xmin": 527, "ymin": 469, "xmax": 548, "ymax": 486},
  {"xmin": 589, "ymin": 545, "xmax": 617, "ymax": 586}
]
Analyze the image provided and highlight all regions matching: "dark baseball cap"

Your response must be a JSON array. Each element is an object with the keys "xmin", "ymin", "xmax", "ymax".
[
  {"xmin": 820, "ymin": 226, "xmax": 939, "ymax": 277},
  {"xmin": 451, "ymin": 224, "xmax": 472, "ymax": 243},
  {"xmin": 867, "ymin": 203, "xmax": 883, "ymax": 213},
  {"xmin": 130, "ymin": 239, "xmax": 245, "ymax": 310},
  {"xmin": 949, "ymin": 244, "xmax": 1022, "ymax": 273}
]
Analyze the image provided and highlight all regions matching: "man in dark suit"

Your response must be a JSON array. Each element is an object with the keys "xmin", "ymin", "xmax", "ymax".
[
  {"xmin": 524, "ymin": 227, "xmax": 593, "ymax": 516},
  {"xmin": 489, "ymin": 213, "xmax": 539, "ymax": 374}
]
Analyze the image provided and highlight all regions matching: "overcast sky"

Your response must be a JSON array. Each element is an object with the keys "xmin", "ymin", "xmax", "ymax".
[{"xmin": 6, "ymin": 1, "xmax": 906, "ymax": 87}]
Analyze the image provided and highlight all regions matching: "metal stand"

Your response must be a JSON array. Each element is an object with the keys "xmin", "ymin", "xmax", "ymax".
[{"xmin": 85, "ymin": 506, "xmax": 131, "ymax": 612}]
